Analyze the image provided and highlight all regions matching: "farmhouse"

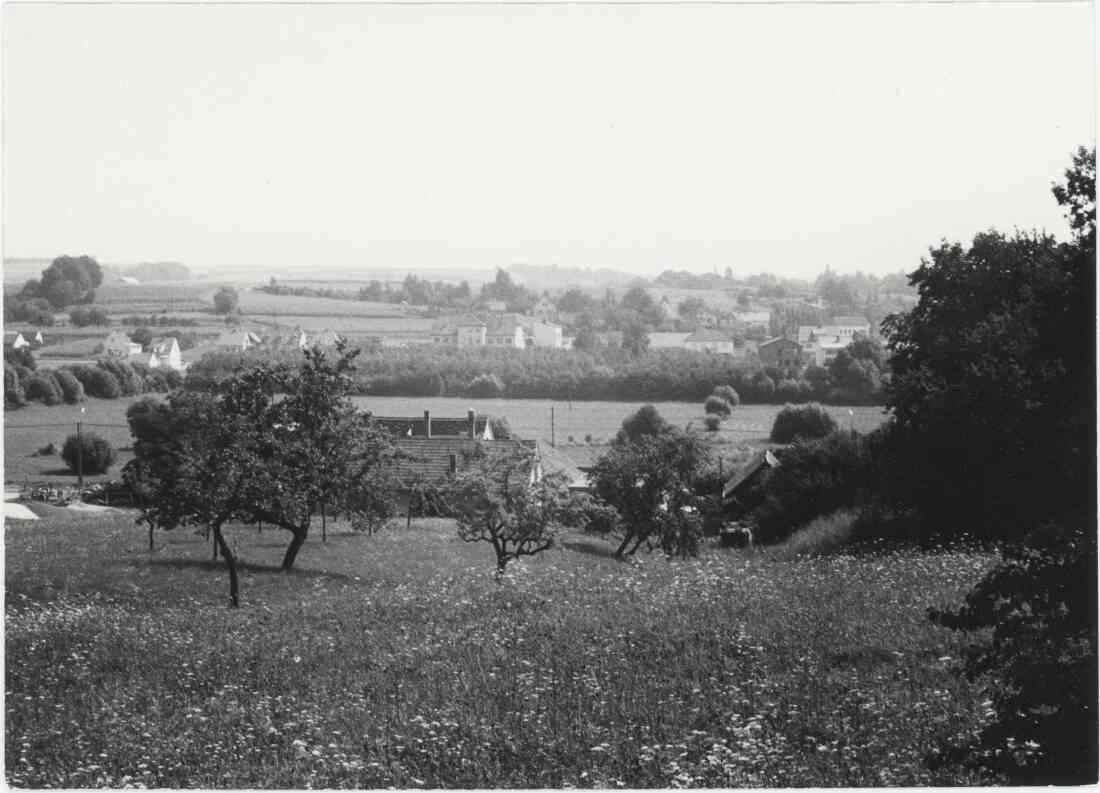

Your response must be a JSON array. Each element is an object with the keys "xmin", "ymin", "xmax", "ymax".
[
  {"xmin": 214, "ymin": 329, "xmax": 262, "ymax": 351},
  {"xmin": 485, "ymin": 314, "xmax": 526, "ymax": 348},
  {"xmin": 369, "ymin": 409, "xmax": 494, "ymax": 440},
  {"xmin": 389, "ymin": 436, "xmax": 541, "ymax": 514},
  {"xmin": 148, "ymin": 337, "xmax": 183, "ymax": 371},
  {"xmin": 798, "ymin": 316, "xmax": 871, "ymax": 366},
  {"xmin": 520, "ymin": 317, "xmax": 564, "ymax": 348},
  {"xmin": 5, "ymin": 332, "xmax": 30, "ymax": 350},
  {"xmin": 431, "ymin": 314, "xmax": 487, "ymax": 346},
  {"xmin": 757, "ymin": 337, "xmax": 803, "ymax": 367}
]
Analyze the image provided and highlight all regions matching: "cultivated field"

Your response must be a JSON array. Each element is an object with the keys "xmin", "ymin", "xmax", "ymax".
[
  {"xmin": 237, "ymin": 290, "xmax": 413, "ymax": 319},
  {"xmin": 94, "ymin": 283, "xmax": 219, "ymax": 313},
  {"xmin": 350, "ymin": 396, "xmax": 889, "ymax": 445},
  {"xmin": 5, "ymin": 511, "xmax": 995, "ymax": 787}
]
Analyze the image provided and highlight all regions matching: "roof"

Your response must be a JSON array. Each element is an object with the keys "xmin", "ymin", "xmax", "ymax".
[
  {"xmin": 829, "ymin": 316, "xmax": 870, "ymax": 327},
  {"xmin": 536, "ymin": 442, "xmax": 590, "ymax": 491},
  {"xmin": 685, "ymin": 329, "xmax": 732, "ymax": 343},
  {"xmin": 486, "ymin": 313, "xmax": 524, "ymax": 336},
  {"xmin": 215, "ymin": 329, "xmax": 262, "ymax": 347},
  {"xmin": 648, "ymin": 332, "xmax": 691, "ymax": 349},
  {"xmin": 553, "ymin": 444, "xmax": 612, "ymax": 471},
  {"xmin": 758, "ymin": 336, "xmax": 800, "ymax": 349},
  {"xmin": 151, "ymin": 337, "xmax": 179, "ymax": 355},
  {"xmin": 369, "ymin": 414, "xmax": 492, "ymax": 439},
  {"xmin": 389, "ymin": 437, "xmax": 537, "ymax": 488},
  {"xmin": 432, "ymin": 313, "xmax": 487, "ymax": 333},
  {"xmin": 722, "ymin": 449, "xmax": 780, "ymax": 501}
]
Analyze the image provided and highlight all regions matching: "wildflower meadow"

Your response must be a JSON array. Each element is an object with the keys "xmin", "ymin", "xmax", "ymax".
[{"xmin": 6, "ymin": 509, "xmax": 999, "ymax": 787}]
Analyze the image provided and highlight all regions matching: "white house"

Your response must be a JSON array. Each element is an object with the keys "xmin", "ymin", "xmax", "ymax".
[
  {"xmin": 149, "ymin": 337, "xmax": 183, "ymax": 371},
  {"xmin": 215, "ymin": 329, "xmax": 262, "ymax": 351},
  {"xmin": 431, "ymin": 314, "xmax": 487, "ymax": 346},
  {"xmin": 486, "ymin": 314, "xmax": 526, "ymax": 348},
  {"xmin": 8, "ymin": 332, "xmax": 29, "ymax": 350},
  {"xmin": 521, "ymin": 317, "xmax": 564, "ymax": 348},
  {"xmin": 820, "ymin": 316, "xmax": 872, "ymax": 339}
]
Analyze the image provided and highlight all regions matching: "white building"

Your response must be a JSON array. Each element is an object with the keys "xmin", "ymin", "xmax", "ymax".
[
  {"xmin": 214, "ymin": 329, "xmax": 262, "ymax": 351},
  {"xmin": 149, "ymin": 337, "xmax": 183, "ymax": 371},
  {"xmin": 521, "ymin": 317, "xmax": 564, "ymax": 348},
  {"xmin": 101, "ymin": 330, "xmax": 142, "ymax": 358},
  {"xmin": 684, "ymin": 329, "xmax": 735, "ymax": 354}
]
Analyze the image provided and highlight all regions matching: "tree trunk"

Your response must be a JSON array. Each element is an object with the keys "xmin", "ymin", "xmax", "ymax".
[
  {"xmin": 213, "ymin": 525, "xmax": 240, "ymax": 608},
  {"xmin": 282, "ymin": 526, "xmax": 309, "ymax": 570},
  {"xmin": 212, "ymin": 529, "xmax": 219, "ymax": 560},
  {"xmin": 148, "ymin": 522, "xmax": 154, "ymax": 552},
  {"xmin": 614, "ymin": 533, "xmax": 635, "ymax": 559},
  {"xmin": 321, "ymin": 503, "xmax": 327, "ymax": 544}
]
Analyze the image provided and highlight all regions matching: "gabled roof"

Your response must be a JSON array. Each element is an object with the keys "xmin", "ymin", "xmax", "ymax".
[
  {"xmin": 554, "ymin": 444, "xmax": 612, "ymax": 472},
  {"xmin": 486, "ymin": 313, "xmax": 524, "ymax": 336},
  {"xmin": 536, "ymin": 442, "xmax": 590, "ymax": 491},
  {"xmin": 389, "ymin": 437, "xmax": 537, "ymax": 488},
  {"xmin": 722, "ymin": 449, "xmax": 780, "ymax": 501},
  {"xmin": 685, "ymin": 329, "xmax": 732, "ymax": 343},
  {"xmin": 758, "ymin": 336, "xmax": 800, "ymax": 349},
  {"xmin": 370, "ymin": 414, "xmax": 492, "ymax": 439},
  {"xmin": 151, "ymin": 337, "xmax": 180, "ymax": 355},
  {"xmin": 432, "ymin": 313, "xmax": 487, "ymax": 333}
]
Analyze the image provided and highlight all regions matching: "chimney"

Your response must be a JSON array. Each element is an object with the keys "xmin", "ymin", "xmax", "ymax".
[
  {"xmin": 467, "ymin": 409, "xmax": 476, "ymax": 439},
  {"xmin": 449, "ymin": 453, "xmax": 457, "ymax": 474},
  {"xmin": 423, "ymin": 410, "xmax": 431, "ymax": 439}
]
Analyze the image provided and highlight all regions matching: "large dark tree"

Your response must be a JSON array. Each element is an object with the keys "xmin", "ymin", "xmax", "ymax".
[
  {"xmin": 881, "ymin": 155, "xmax": 1094, "ymax": 538},
  {"xmin": 23, "ymin": 255, "xmax": 103, "ymax": 308}
]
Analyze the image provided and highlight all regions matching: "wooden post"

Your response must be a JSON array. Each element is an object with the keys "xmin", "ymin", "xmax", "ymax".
[{"xmin": 76, "ymin": 420, "xmax": 84, "ymax": 490}]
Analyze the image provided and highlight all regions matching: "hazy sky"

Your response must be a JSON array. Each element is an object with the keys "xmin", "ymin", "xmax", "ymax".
[{"xmin": 3, "ymin": 1, "xmax": 1094, "ymax": 279}]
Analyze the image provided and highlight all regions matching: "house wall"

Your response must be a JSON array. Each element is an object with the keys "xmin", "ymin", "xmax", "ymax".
[
  {"xmin": 457, "ymin": 326, "xmax": 486, "ymax": 346},
  {"xmin": 758, "ymin": 339, "xmax": 802, "ymax": 367},
  {"xmin": 686, "ymin": 339, "xmax": 734, "ymax": 354}
]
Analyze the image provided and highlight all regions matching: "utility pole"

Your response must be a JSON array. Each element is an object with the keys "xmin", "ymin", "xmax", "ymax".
[{"xmin": 76, "ymin": 418, "xmax": 84, "ymax": 490}]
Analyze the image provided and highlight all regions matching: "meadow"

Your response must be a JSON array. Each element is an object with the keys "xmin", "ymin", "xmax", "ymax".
[
  {"xmin": 5, "ymin": 510, "xmax": 997, "ymax": 787},
  {"xmin": 350, "ymin": 396, "xmax": 888, "ymax": 445},
  {"xmin": 3, "ymin": 396, "xmax": 887, "ymax": 486}
]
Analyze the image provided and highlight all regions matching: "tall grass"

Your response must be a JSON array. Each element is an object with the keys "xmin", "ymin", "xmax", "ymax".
[{"xmin": 6, "ymin": 514, "xmax": 997, "ymax": 787}]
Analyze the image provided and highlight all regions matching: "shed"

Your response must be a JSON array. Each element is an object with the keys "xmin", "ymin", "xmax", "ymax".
[{"xmin": 721, "ymin": 449, "xmax": 780, "ymax": 509}]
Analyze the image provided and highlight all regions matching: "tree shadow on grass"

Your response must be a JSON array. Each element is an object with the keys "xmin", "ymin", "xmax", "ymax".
[
  {"xmin": 560, "ymin": 539, "xmax": 622, "ymax": 560},
  {"xmin": 145, "ymin": 557, "xmax": 352, "ymax": 581}
]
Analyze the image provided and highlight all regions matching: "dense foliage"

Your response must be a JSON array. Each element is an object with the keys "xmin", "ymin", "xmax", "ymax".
[
  {"xmin": 69, "ymin": 305, "xmax": 110, "ymax": 327},
  {"xmin": 20, "ymin": 255, "xmax": 103, "ymax": 309},
  {"xmin": 62, "ymin": 432, "xmax": 116, "ymax": 475},
  {"xmin": 769, "ymin": 403, "xmax": 839, "ymax": 443},
  {"xmin": 212, "ymin": 286, "xmax": 239, "ymax": 314}
]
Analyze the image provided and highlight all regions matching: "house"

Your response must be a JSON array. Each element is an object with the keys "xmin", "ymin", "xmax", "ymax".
[
  {"xmin": 32, "ymin": 331, "xmax": 44, "ymax": 346},
  {"xmin": 520, "ymin": 317, "xmax": 564, "ymax": 348},
  {"xmin": 685, "ymin": 329, "xmax": 735, "ymax": 355},
  {"xmin": 485, "ymin": 314, "xmax": 526, "ymax": 348},
  {"xmin": 431, "ymin": 314, "xmax": 487, "ymax": 346},
  {"xmin": 214, "ymin": 328, "xmax": 262, "ymax": 351},
  {"xmin": 369, "ymin": 409, "xmax": 494, "ymax": 440},
  {"xmin": 805, "ymin": 337, "xmax": 849, "ymax": 367},
  {"xmin": 101, "ymin": 330, "xmax": 142, "ymax": 358},
  {"xmin": 389, "ymin": 436, "xmax": 541, "ymax": 514},
  {"xmin": 6, "ymin": 332, "xmax": 29, "ymax": 350},
  {"xmin": 535, "ymin": 442, "xmax": 591, "ymax": 492},
  {"xmin": 822, "ymin": 316, "xmax": 872, "ymax": 339},
  {"xmin": 757, "ymin": 337, "xmax": 803, "ymax": 367},
  {"xmin": 722, "ymin": 449, "xmax": 780, "ymax": 512},
  {"xmin": 149, "ymin": 337, "xmax": 183, "ymax": 371}
]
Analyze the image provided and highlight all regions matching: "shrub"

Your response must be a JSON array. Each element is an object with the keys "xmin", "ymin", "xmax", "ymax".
[
  {"xmin": 489, "ymin": 416, "xmax": 513, "ymax": 440},
  {"xmin": 467, "ymin": 373, "xmax": 504, "ymax": 398},
  {"xmin": 61, "ymin": 432, "xmax": 116, "ymax": 475},
  {"xmin": 4, "ymin": 344, "xmax": 36, "ymax": 371},
  {"xmin": 97, "ymin": 359, "xmax": 142, "ymax": 396},
  {"xmin": 770, "ymin": 402, "xmax": 838, "ymax": 443},
  {"xmin": 130, "ymin": 327, "xmax": 153, "ymax": 347},
  {"xmin": 4, "ymin": 363, "xmax": 26, "ymax": 408},
  {"xmin": 704, "ymin": 395, "xmax": 732, "ymax": 417},
  {"xmin": 73, "ymin": 366, "xmax": 121, "ymax": 399},
  {"xmin": 162, "ymin": 369, "xmax": 184, "ymax": 390},
  {"xmin": 703, "ymin": 415, "xmax": 722, "ymax": 432},
  {"xmin": 213, "ymin": 286, "xmax": 239, "ymax": 314},
  {"xmin": 767, "ymin": 507, "xmax": 861, "ymax": 560},
  {"xmin": 51, "ymin": 368, "xmax": 85, "ymax": 404},
  {"xmin": 69, "ymin": 305, "xmax": 109, "ymax": 327},
  {"xmin": 712, "ymin": 385, "xmax": 740, "ymax": 407},
  {"xmin": 751, "ymin": 431, "xmax": 876, "ymax": 544},
  {"xmin": 23, "ymin": 372, "xmax": 63, "ymax": 405},
  {"xmin": 775, "ymin": 378, "xmax": 802, "ymax": 403}
]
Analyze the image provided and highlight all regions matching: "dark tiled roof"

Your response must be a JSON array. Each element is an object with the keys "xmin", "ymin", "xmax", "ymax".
[
  {"xmin": 536, "ymin": 442, "xmax": 591, "ymax": 491},
  {"xmin": 370, "ymin": 415, "xmax": 492, "ymax": 439},
  {"xmin": 389, "ymin": 437, "xmax": 537, "ymax": 488},
  {"xmin": 722, "ymin": 449, "xmax": 780, "ymax": 500},
  {"xmin": 554, "ymin": 444, "xmax": 612, "ymax": 471}
]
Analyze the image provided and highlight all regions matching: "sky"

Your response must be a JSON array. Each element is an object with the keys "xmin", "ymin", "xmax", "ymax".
[{"xmin": 2, "ymin": 1, "xmax": 1095, "ymax": 280}]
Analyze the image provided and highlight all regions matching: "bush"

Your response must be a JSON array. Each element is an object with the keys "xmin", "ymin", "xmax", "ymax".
[
  {"xmin": 488, "ymin": 416, "xmax": 513, "ymax": 440},
  {"xmin": 750, "ymin": 431, "xmax": 876, "ymax": 544},
  {"xmin": 711, "ymin": 385, "xmax": 740, "ymax": 407},
  {"xmin": 61, "ymin": 432, "xmax": 116, "ymax": 475},
  {"xmin": 69, "ymin": 305, "xmax": 109, "ymax": 327},
  {"xmin": 72, "ymin": 366, "xmax": 122, "ymax": 399},
  {"xmin": 213, "ymin": 286, "xmax": 239, "ymax": 314},
  {"xmin": 23, "ymin": 372, "xmax": 63, "ymax": 405},
  {"xmin": 770, "ymin": 402, "xmax": 838, "ymax": 443},
  {"xmin": 51, "ymin": 368, "xmax": 85, "ymax": 403},
  {"xmin": 703, "ymin": 415, "xmax": 722, "ymax": 432},
  {"xmin": 775, "ymin": 378, "xmax": 802, "ymax": 403},
  {"xmin": 97, "ymin": 359, "xmax": 142, "ymax": 396},
  {"xmin": 130, "ymin": 327, "xmax": 153, "ymax": 347},
  {"xmin": 467, "ymin": 373, "xmax": 504, "ymax": 398},
  {"xmin": 704, "ymin": 395, "xmax": 732, "ymax": 417},
  {"xmin": 4, "ymin": 363, "xmax": 26, "ymax": 408},
  {"xmin": 767, "ymin": 508, "xmax": 861, "ymax": 560},
  {"xmin": 4, "ymin": 344, "xmax": 36, "ymax": 371}
]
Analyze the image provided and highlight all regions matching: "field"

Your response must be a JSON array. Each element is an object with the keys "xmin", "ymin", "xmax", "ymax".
[
  {"xmin": 350, "ymin": 396, "xmax": 889, "ymax": 445},
  {"xmin": 237, "ymin": 290, "xmax": 413, "ymax": 319},
  {"xmin": 3, "ymin": 397, "xmax": 888, "ymax": 486},
  {"xmin": 94, "ymin": 283, "xmax": 219, "ymax": 313},
  {"xmin": 3, "ymin": 399, "xmax": 144, "ymax": 486},
  {"xmin": 4, "ymin": 509, "xmax": 996, "ymax": 787}
]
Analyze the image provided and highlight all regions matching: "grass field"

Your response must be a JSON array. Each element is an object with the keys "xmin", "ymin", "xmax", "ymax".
[
  {"xmin": 5, "ymin": 509, "xmax": 996, "ymax": 787},
  {"xmin": 237, "ymin": 290, "xmax": 413, "ymax": 319},
  {"xmin": 3, "ymin": 399, "xmax": 145, "ymax": 485},
  {"xmin": 350, "ymin": 396, "xmax": 889, "ymax": 445},
  {"xmin": 3, "ymin": 397, "xmax": 888, "ymax": 485}
]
